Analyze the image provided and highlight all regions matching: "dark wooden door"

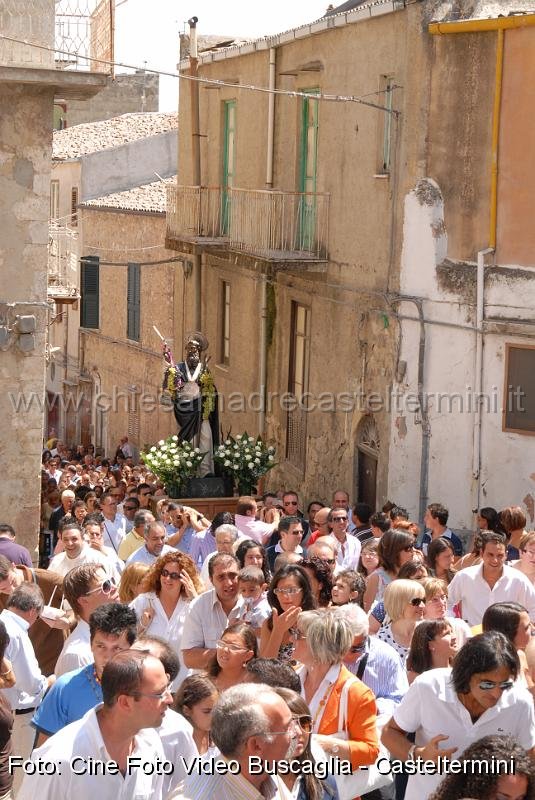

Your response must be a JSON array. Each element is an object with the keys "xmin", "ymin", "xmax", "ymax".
[{"xmin": 358, "ymin": 448, "xmax": 377, "ymax": 509}]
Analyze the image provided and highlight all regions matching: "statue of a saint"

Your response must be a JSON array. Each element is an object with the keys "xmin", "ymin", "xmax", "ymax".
[{"xmin": 162, "ymin": 331, "xmax": 218, "ymax": 476}]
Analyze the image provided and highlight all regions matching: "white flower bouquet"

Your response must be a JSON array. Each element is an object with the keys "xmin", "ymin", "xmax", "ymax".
[{"xmin": 141, "ymin": 436, "xmax": 205, "ymax": 497}]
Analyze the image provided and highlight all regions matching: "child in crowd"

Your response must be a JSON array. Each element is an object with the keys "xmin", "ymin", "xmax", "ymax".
[
  {"xmin": 331, "ymin": 569, "xmax": 365, "ymax": 606},
  {"xmin": 229, "ymin": 566, "xmax": 270, "ymax": 630}
]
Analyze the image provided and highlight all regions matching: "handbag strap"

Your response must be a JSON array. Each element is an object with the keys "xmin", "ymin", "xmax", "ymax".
[
  {"xmin": 356, "ymin": 651, "xmax": 369, "ymax": 681},
  {"xmin": 337, "ymin": 673, "xmax": 360, "ymax": 734}
]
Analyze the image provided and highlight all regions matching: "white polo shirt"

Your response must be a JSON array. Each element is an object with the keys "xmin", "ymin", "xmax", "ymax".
[
  {"xmin": 447, "ymin": 563, "xmax": 535, "ymax": 625},
  {"xmin": 54, "ymin": 619, "xmax": 91, "ymax": 677},
  {"xmin": 158, "ymin": 708, "xmax": 197, "ymax": 796},
  {"xmin": 181, "ymin": 588, "xmax": 243, "ymax": 652},
  {"xmin": 17, "ymin": 705, "xmax": 165, "ymax": 800},
  {"xmin": 393, "ymin": 667, "xmax": 535, "ymax": 800}
]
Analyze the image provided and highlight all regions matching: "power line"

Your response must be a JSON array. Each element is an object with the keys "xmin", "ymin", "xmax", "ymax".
[{"xmin": 0, "ymin": 33, "xmax": 401, "ymax": 116}]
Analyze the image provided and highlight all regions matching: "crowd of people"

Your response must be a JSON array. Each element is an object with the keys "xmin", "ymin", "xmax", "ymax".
[{"xmin": 0, "ymin": 439, "xmax": 533, "ymax": 799}]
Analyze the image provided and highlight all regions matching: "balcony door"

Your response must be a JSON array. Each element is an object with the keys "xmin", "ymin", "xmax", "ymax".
[
  {"xmin": 298, "ymin": 89, "xmax": 319, "ymax": 251},
  {"xmin": 222, "ymin": 100, "xmax": 236, "ymax": 235}
]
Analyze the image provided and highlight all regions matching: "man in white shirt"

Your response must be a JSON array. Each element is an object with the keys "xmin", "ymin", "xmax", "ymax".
[
  {"xmin": 126, "ymin": 521, "xmax": 176, "ymax": 566},
  {"xmin": 234, "ymin": 496, "xmax": 277, "ymax": 546},
  {"xmin": 0, "ymin": 584, "xmax": 55, "ymax": 785},
  {"xmin": 18, "ymin": 650, "xmax": 171, "ymax": 800},
  {"xmin": 48, "ymin": 522, "xmax": 112, "ymax": 578},
  {"xmin": 83, "ymin": 516, "xmax": 124, "ymax": 581},
  {"xmin": 182, "ymin": 553, "xmax": 243, "ymax": 670},
  {"xmin": 55, "ymin": 563, "xmax": 119, "ymax": 676},
  {"xmin": 448, "ymin": 531, "xmax": 535, "ymax": 625},
  {"xmin": 170, "ymin": 683, "xmax": 297, "ymax": 800},
  {"xmin": 332, "ymin": 488, "xmax": 357, "ymax": 534},
  {"xmin": 99, "ymin": 492, "xmax": 128, "ymax": 553},
  {"xmin": 328, "ymin": 509, "xmax": 361, "ymax": 571}
]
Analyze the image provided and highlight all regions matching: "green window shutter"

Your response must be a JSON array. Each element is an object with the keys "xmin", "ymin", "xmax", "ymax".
[
  {"xmin": 80, "ymin": 256, "xmax": 100, "ymax": 329},
  {"xmin": 127, "ymin": 262, "xmax": 141, "ymax": 341}
]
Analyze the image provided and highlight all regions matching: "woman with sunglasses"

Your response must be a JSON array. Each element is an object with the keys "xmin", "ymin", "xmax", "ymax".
[
  {"xmin": 276, "ymin": 687, "xmax": 339, "ymax": 799},
  {"xmin": 406, "ymin": 619, "xmax": 457, "ymax": 684},
  {"xmin": 130, "ymin": 551, "xmax": 203, "ymax": 688},
  {"xmin": 363, "ymin": 530, "xmax": 416, "ymax": 613},
  {"xmin": 376, "ymin": 579, "xmax": 425, "ymax": 666},
  {"xmin": 259, "ymin": 564, "xmax": 317, "ymax": 662},
  {"xmin": 482, "ymin": 602, "xmax": 535, "ymax": 695},
  {"xmin": 207, "ymin": 622, "xmax": 258, "ymax": 691},
  {"xmin": 382, "ymin": 632, "xmax": 535, "ymax": 800}
]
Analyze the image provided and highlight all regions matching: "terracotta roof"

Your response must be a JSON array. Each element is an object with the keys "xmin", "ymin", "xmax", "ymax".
[
  {"xmin": 81, "ymin": 176, "xmax": 176, "ymax": 214},
  {"xmin": 53, "ymin": 112, "xmax": 178, "ymax": 160}
]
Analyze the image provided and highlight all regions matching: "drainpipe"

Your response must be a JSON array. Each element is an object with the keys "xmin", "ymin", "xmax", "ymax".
[
  {"xmin": 473, "ymin": 248, "xmax": 494, "ymax": 513},
  {"xmin": 189, "ymin": 16, "xmax": 202, "ymax": 330},
  {"xmin": 489, "ymin": 28, "xmax": 504, "ymax": 249},
  {"xmin": 258, "ymin": 47, "xmax": 276, "ymax": 437}
]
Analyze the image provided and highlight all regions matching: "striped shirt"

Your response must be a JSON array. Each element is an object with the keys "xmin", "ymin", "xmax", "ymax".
[
  {"xmin": 169, "ymin": 765, "xmax": 283, "ymax": 800},
  {"xmin": 345, "ymin": 635, "xmax": 408, "ymax": 719}
]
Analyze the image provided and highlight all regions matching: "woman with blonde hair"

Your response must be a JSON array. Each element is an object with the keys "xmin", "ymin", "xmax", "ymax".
[
  {"xmin": 130, "ymin": 551, "xmax": 203, "ymax": 687},
  {"xmin": 421, "ymin": 576, "xmax": 472, "ymax": 648},
  {"xmin": 513, "ymin": 530, "xmax": 535, "ymax": 585},
  {"xmin": 376, "ymin": 579, "xmax": 425, "ymax": 665},
  {"xmin": 118, "ymin": 562, "xmax": 149, "ymax": 603}
]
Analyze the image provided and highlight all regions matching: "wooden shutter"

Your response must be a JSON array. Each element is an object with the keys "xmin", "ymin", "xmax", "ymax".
[
  {"xmin": 127, "ymin": 262, "xmax": 141, "ymax": 342},
  {"xmin": 80, "ymin": 256, "xmax": 99, "ymax": 329}
]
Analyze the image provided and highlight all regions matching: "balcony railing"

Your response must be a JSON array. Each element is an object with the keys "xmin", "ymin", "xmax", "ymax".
[
  {"xmin": 166, "ymin": 185, "xmax": 329, "ymax": 261},
  {"xmin": 166, "ymin": 185, "xmax": 225, "ymax": 244},
  {"xmin": 0, "ymin": 0, "xmax": 113, "ymax": 73},
  {"xmin": 48, "ymin": 222, "xmax": 80, "ymax": 302}
]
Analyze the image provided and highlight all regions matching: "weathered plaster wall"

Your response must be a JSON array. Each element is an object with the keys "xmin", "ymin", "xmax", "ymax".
[
  {"xmin": 0, "ymin": 84, "xmax": 52, "ymax": 554},
  {"xmin": 67, "ymin": 72, "xmax": 159, "ymax": 127},
  {"xmin": 80, "ymin": 209, "xmax": 183, "ymax": 456}
]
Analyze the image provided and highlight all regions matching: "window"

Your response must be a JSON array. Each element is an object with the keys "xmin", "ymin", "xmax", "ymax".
[
  {"xmin": 298, "ymin": 89, "xmax": 319, "ymax": 251},
  {"xmin": 221, "ymin": 100, "xmax": 236, "ymax": 235},
  {"xmin": 219, "ymin": 280, "xmax": 230, "ymax": 365},
  {"xmin": 80, "ymin": 256, "xmax": 99, "ymax": 329},
  {"xmin": 378, "ymin": 75, "xmax": 394, "ymax": 174},
  {"xmin": 71, "ymin": 186, "xmax": 79, "ymax": 227},
  {"xmin": 127, "ymin": 263, "xmax": 141, "ymax": 342},
  {"xmin": 503, "ymin": 344, "xmax": 535, "ymax": 434},
  {"xmin": 50, "ymin": 180, "xmax": 59, "ymax": 219},
  {"xmin": 286, "ymin": 302, "xmax": 310, "ymax": 469}
]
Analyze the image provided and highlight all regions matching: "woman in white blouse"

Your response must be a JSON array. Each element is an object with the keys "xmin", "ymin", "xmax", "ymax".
[{"xmin": 130, "ymin": 551, "xmax": 203, "ymax": 688}]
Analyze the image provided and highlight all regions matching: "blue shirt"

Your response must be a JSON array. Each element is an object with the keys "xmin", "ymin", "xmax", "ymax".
[
  {"xmin": 420, "ymin": 528, "xmax": 463, "ymax": 557},
  {"xmin": 31, "ymin": 664, "xmax": 102, "ymax": 736},
  {"xmin": 165, "ymin": 524, "xmax": 194, "ymax": 555},
  {"xmin": 346, "ymin": 635, "xmax": 408, "ymax": 718}
]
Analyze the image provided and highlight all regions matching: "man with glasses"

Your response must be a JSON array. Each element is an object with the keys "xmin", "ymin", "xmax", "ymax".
[
  {"xmin": 55, "ymin": 564, "xmax": 119, "ymax": 677},
  {"xmin": 19, "ymin": 651, "xmax": 170, "ymax": 800},
  {"xmin": 307, "ymin": 506, "xmax": 332, "ymax": 546},
  {"xmin": 99, "ymin": 491, "xmax": 128, "ymax": 553},
  {"xmin": 306, "ymin": 537, "xmax": 337, "ymax": 571},
  {"xmin": 382, "ymin": 632, "xmax": 535, "ymax": 800},
  {"xmin": 328, "ymin": 509, "xmax": 361, "ymax": 571},
  {"xmin": 118, "ymin": 510, "xmax": 155, "ymax": 562},
  {"xmin": 32, "ymin": 603, "xmax": 137, "ymax": 744},
  {"xmin": 121, "ymin": 496, "xmax": 139, "ymax": 532},
  {"xmin": 332, "ymin": 489, "xmax": 357, "ymax": 534},
  {"xmin": 170, "ymin": 682, "xmax": 297, "ymax": 800},
  {"xmin": 266, "ymin": 516, "xmax": 304, "ymax": 572}
]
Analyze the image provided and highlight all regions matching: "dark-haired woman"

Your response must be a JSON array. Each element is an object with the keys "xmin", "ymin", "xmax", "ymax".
[
  {"xmin": 406, "ymin": 619, "xmax": 457, "ymax": 684},
  {"xmin": 363, "ymin": 530, "xmax": 416, "ymax": 613},
  {"xmin": 259, "ymin": 565, "xmax": 316, "ymax": 662},
  {"xmin": 235, "ymin": 538, "xmax": 271, "ymax": 583},
  {"xmin": 482, "ymin": 601, "xmax": 535, "ymax": 695},
  {"xmin": 429, "ymin": 734, "xmax": 535, "ymax": 800},
  {"xmin": 174, "ymin": 674, "xmax": 219, "ymax": 759},
  {"xmin": 426, "ymin": 537, "xmax": 456, "ymax": 585},
  {"xmin": 207, "ymin": 622, "xmax": 258, "ymax": 691},
  {"xmin": 300, "ymin": 557, "xmax": 333, "ymax": 608},
  {"xmin": 382, "ymin": 632, "xmax": 535, "ymax": 800}
]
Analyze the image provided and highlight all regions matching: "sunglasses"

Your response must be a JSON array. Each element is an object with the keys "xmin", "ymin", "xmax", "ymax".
[
  {"xmin": 478, "ymin": 679, "xmax": 514, "ymax": 691},
  {"xmin": 161, "ymin": 569, "xmax": 181, "ymax": 581},
  {"xmin": 85, "ymin": 577, "xmax": 116, "ymax": 596},
  {"xmin": 284, "ymin": 500, "xmax": 298, "ymax": 506},
  {"xmin": 292, "ymin": 714, "xmax": 312, "ymax": 733},
  {"xmin": 349, "ymin": 638, "xmax": 368, "ymax": 654},
  {"xmin": 410, "ymin": 597, "xmax": 425, "ymax": 606},
  {"xmin": 332, "ymin": 516, "xmax": 348, "ymax": 522}
]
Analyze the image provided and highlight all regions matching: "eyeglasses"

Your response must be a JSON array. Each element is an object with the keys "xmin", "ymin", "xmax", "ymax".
[
  {"xmin": 410, "ymin": 597, "xmax": 425, "ymax": 606},
  {"xmin": 477, "ymin": 679, "xmax": 514, "ymax": 691},
  {"xmin": 85, "ymin": 577, "xmax": 116, "ymax": 596},
  {"xmin": 284, "ymin": 500, "xmax": 298, "ymax": 506},
  {"xmin": 130, "ymin": 683, "xmax": 173, "ymax": 701},
  {"xmin": 322, "ymin": 558, "xmax": 336, "ymax": 565},
  {"xmin": 349, "ymin": 639, "xmax": 368, "ymax": 654},
  {"xmin": 274, "ymin": 587, "xmax": 303, "ymax": 596},
  {"xmin": 161, "ymin": 569, "xmax": 181, "ymax": 581},
  {"xmin": 332, "ymin": 516, "xmax": 348, "ymax": 522},
  {"xmin": 289, "ymin": 530, "xmax": 304, "ymax": 536},
  {"xmin": 292, "ymin": 714, "xmax": 312, "ymax": 733},
  {"xmin": 216, "ymin": 640, "xmax": 248, "ymax": 653}
]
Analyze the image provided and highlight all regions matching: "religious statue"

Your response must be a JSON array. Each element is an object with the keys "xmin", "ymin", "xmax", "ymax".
[{"xmin": 160, "ymin": 331, "xmax": 219, "ymax": 476}]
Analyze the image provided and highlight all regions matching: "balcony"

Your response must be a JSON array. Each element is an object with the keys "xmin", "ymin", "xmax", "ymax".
[
  {"xmin": 48, "ymin": 222, "xmax": 80, "ymax": 303},
  {"xmin": 166, "ymin": 185, "xmax": 329, "ymax": 268}
]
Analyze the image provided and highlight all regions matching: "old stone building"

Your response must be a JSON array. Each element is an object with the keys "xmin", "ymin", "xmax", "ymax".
[
  {"xmin": 0, "ymin": 0, "xmax": 107, "ymax": 551},
  {"xmin": 166, "ymin": 0, "xmax": 535, "ymax": 530}
]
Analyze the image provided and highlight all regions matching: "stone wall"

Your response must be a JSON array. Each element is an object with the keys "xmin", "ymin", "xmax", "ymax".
[{"xmin": 66, "ymin": 72, "xmax": 159, "ymax": 127}]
